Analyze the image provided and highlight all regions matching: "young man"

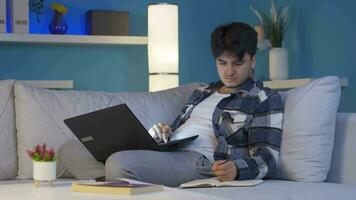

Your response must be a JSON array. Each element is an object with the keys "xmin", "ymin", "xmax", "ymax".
[{"xmin": 105, "ymin": 22, "xmax": 283, "ymax": 186}]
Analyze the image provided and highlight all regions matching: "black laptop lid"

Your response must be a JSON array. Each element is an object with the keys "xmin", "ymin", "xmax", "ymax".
[{"xmin": 64, "ymin": 104, "xmax": 158, "ymax": 162}]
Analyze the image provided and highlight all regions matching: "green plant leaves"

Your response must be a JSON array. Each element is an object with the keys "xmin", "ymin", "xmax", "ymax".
[
  {"xmin": 29, "ymin": 0, "xmax": 45, "ymax": 23},
  {"xmin": 251, "ymin": 0, "xmax": 292, "ymax": 48}
]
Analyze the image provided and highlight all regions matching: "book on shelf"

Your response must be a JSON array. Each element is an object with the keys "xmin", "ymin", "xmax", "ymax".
[
  {"xmin": 71, "ymin": 180, "xmax": 164, "ymax": 195},
  {"xmin": 0, "ymin": 0, "xmax": 5, "ymax": 33},
  {"xmin": 179, "ymin": 177, "xmax": 263, "ymax": 188},
  {"xmin": 9, "ymin": 0, "xmax": 29, "ymax": 34}
]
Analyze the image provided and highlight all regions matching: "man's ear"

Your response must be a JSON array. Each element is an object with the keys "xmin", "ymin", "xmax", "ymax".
[
  {"xmin": 251, "ymin": 55, "xmax": 256, "ymax": 65},
  {"xmin": 250, "ymin": 55, "xmax": 256, "ymax": 75}
]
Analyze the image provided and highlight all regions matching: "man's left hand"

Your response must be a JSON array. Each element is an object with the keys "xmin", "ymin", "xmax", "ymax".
[{"xmin": 212, "ymin": 160, "xmax": 238, "ymax": 181}]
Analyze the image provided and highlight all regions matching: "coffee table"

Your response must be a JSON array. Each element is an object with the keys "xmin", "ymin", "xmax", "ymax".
[{"xmin": 0, "ymin": 180, "xmax": 228, "ymax": 200}]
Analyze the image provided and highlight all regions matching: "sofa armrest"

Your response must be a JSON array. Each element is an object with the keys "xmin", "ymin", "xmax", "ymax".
[{"xmin": 327, "ymin": 113, "xmax": 356, "ymax": 184}]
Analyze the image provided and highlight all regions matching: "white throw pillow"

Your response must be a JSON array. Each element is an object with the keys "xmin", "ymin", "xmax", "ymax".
[
  {"xmin": 0, "ymin": 80, "xmax": 17, "ymax": 180},
  {"xmin": 273, "ymin": 76, "xmax": 341, "ymax": 181},
  {"xmin": 14, "ymin": 82, "xmax": 199, "ymax": 179}
]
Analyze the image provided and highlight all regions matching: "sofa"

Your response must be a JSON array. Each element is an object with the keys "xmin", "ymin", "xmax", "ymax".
[{"xmin": 0, "ymin": 76, "xmax": 355, "ymax": 200}]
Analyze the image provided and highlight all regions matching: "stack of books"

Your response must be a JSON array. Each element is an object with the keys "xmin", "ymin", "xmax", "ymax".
[
  {"xmin": 71, "ymin": 180, "xmax": 163, "ymax": 195},
  {"xmin": 0, "ymin": 0, "xmax": 29, "ymax": 33}
]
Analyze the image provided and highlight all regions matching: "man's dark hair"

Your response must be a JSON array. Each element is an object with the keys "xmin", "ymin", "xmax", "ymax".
[{"xmin": 211, "ymin": 22, "xmax": 257, "ymax": 60}]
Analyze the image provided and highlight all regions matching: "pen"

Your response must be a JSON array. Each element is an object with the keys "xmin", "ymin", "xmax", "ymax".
[{"xmin": 218, "ymin": 160, "xmax": 229, "ymax": 165}]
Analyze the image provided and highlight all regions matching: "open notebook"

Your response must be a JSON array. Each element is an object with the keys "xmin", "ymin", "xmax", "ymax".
[{"xmin": 179, "ymin": 177, "xmax": 263, "ymax": 188}]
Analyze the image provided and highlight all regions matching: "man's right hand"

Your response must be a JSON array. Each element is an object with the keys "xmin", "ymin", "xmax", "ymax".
[{"xmin": 148, "ymin": 122, "xmax": 172, "ymax": 143}]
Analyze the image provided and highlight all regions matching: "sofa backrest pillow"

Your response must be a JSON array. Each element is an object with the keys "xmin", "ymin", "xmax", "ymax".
[
  {"xmin": 0, "ymin": 80, "xmax": 17, "ymax": 180},
  {"xmin": 274, "ymin": 76, "xmax": 341, "ymax": 182}
]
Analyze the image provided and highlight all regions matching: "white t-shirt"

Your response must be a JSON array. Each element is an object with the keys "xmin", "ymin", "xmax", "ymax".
[{"xmin": 170, "ymin": 92, "xmax": 229, "ymax": 162}]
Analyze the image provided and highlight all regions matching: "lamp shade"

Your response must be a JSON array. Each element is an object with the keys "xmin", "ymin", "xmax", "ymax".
[{"xmin": 148, "ymin": 3, "xmax": 179, "ymax": 92}]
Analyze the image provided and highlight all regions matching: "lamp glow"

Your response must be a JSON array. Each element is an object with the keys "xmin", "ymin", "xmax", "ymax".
[{"xmin": 148, "ymin": 3, "xmax": 179, "ymax": 92}]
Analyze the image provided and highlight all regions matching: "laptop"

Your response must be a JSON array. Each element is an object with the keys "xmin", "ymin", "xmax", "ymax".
[{"xmin": 64, "ymin": 104, "xmax": 198, "ymax": 162}]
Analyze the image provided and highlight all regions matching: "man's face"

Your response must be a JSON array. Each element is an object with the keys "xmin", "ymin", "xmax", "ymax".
[{"xmin": 216, "ymin": 52, "xmax": 256, "ymax": 88}]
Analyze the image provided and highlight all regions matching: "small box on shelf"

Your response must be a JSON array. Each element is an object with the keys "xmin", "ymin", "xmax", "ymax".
[{"xmin": 86, "ymin": 10, "xmax": 129, "ymax": 36}]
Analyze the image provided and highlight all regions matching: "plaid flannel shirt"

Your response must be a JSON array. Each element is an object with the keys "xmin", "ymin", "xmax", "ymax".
[{"xmin": 170, "ymin": 78, "xmax": 283, "ymax": 180}]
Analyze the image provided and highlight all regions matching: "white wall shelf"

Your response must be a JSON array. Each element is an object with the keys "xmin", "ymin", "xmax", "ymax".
[
  {"xmin": 263, "ymin": 78, "xmax": 348, "ymax": 89},
  {"xmin": 19, "ymin": 80, "xmax": 73, "ymax": 89},
  {"xmin": 0, "ymin": 33, "xmax": 148, "ymax": 45}
]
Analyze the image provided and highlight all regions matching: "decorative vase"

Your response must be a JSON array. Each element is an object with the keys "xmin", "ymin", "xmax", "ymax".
[
  {"xmin": 49, "ymin": 11, "xmax": 67, "ymax": 34},
  {"xmin": 269, "ymin": 47, "xmax": 289, "ymax": 80},
  {"xmin": 33, "ymin": 161, "xmax": 56, "ymax": 187}
]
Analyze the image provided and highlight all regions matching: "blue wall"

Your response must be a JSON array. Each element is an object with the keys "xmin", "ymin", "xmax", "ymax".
[
  {"xmin": 234, "ymin": 0, "xmax": 356, "ymax": 112},
  {"xmin": 0, "ymin": 0, "xmax": 355, "ymax": 111}
]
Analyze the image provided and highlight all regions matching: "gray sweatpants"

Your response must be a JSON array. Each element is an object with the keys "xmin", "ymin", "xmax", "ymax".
[{"xmin": 105, "ymin": 150, "xmax": 212, "ymax": 187}]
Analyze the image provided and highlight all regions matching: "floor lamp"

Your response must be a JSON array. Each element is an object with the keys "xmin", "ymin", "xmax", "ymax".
[{"xmin": 148, "ymin": 3, "xmax": 179, "ymax": 92}]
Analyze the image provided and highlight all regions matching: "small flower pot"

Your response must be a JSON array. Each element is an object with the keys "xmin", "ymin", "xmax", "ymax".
[
  {"xmin": 269, "ymin": 47, "xmax": 289, "ymax": 80},
  {"xmin": 33, "ymin": 161, "xmax": 56, "ymax": 187}
]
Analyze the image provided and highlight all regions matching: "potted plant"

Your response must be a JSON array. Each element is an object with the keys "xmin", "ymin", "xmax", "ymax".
[
  {"xmin": 250, "ymin": 0, "xmax": 292, "ymax": 80},
  {"xmin": 29, "ymin": 0, "xmax": 45, "ymax": 23},
  {"xmin": 27, "ymin": 143, "xmax": 56, "ymax": 187}
]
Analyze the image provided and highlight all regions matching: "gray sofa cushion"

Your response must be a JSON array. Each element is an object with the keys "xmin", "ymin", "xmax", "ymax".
[
  {"xmin": 327, "ymin": 113, "xmax": 356, "ymax": 184},
  {"xmin": 0, "ymin": 80, "xmax": 17, "ymax": 180},
  {"xmin": 14, "ymin": 82, "xmax": 199, "ymax": 179},
  {"xmin": 274, "ymin": 76, "xmax": 341, "ymax": 181}
]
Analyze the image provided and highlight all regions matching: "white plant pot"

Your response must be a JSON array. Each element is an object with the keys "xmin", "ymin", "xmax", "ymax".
[
  {"xmin": 33, "ymin": 161, "xmax": 56, "ymax": 181},
  {"xmin": 269, "ymin": 47, "xmax": 289, "ymax": 80}
]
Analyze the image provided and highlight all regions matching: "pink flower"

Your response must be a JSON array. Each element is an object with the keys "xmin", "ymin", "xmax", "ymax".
[
  {"xmin": 48, "ymin": 148, "xmax": 55, "ymax": 158},
  {"xmin": 34, "ymin": 144, "xmax": 41, "ymax": 153},
  {"xmin": 26, "ymin": 149, "xmax": 35, "ymax": 158},
  {"xmin": 27, "ymin": 143, "xmax": 56, "ymax": 161}
]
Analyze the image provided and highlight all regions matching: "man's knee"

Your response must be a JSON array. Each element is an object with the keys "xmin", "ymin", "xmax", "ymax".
[{"xmin": 105, "ymin": 151, "xmax": 139, "ymax": 181}]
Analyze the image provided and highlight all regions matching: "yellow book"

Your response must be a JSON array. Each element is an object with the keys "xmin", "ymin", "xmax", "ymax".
[
  {"xmin": 71, "ymin": 180, "xmax": 164, "ymax": 195},
  {"xmin": 179, "ymin": 177, "xmax": 263, "ymax": 188}
]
